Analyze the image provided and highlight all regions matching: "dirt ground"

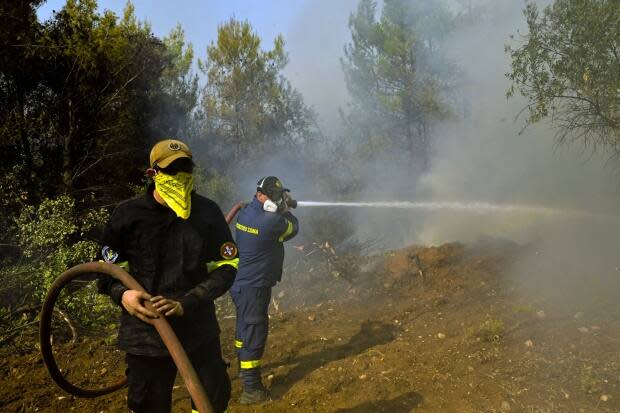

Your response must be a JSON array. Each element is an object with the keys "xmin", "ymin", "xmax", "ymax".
[{"xmin": 1, "ymin": 240, "xmax": 619, "ymax": 412}]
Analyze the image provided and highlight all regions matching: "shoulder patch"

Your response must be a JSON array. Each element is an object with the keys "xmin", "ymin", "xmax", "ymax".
[
  {"xmin": 102, "ymin": 246, "xmax": 118, "ymax": 263},
  {"xmin": 220, "ymin": 242, "xmax": 238, "ymax": 259}
]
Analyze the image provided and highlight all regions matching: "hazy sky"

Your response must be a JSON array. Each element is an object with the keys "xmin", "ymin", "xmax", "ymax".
[
  {"xmin": 38, "ymin": 0, "xmax": 299, "ymax": 47},
  {"xmin": 36, "ymin": 1, "xmax": 358, "ymax": 129}
]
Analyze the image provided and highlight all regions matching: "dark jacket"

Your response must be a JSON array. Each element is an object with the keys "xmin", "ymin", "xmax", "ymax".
[
  {"xmin": 232, "ymin": 197, "xmax": 299, "ymax": 289},
  {"xmin": 98, "ymin": 186, "xmax": 237, "ymax": 357}
]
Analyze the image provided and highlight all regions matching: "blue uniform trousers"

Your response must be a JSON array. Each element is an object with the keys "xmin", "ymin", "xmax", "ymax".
[{"xmin": 230, "ymin": 286, "xmax": 272, "ymax": 391}]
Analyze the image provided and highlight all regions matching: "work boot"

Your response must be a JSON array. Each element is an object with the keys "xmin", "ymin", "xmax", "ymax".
[{"xmin": 239, "ymin": 387, "xmax": 271, "ymax": 404}]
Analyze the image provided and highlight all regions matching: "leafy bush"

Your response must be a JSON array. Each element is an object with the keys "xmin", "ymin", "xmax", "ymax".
[
  {"xmin": 7, "ymin": 195, "xmax": 117, "ymax": 327},
  {"xmin": 0, "ymin": 164, "xmax": 28, "ymax": 247}
]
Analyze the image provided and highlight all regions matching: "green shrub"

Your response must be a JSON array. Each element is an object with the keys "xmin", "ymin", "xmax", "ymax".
[
  {"xmin": 580, "ymin": 365, "xmax": 602, "ymax": 394},
  {"xmin": 468, "ymin": 318, "xmax": 504, "ymax": 343},
  {"xmin": 512, "ymin": 303, "xmax": 535, "ymax": 315},
  {"xmin": 9, "ymin": 195, "xmax": 117, "ymax": 327}
]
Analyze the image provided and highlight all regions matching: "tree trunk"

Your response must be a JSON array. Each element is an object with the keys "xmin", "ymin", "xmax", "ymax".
[
  {"xmin": 17, "ymin": 82, "xmax": 33, "ymax": 171},
  {"xmin": 62, "ymin": 99, "xmax": 74, "ymax": 192},
  {"xmin": 404, "ymin": 101, "xmax": 416, "ymax": 166},
  {"xmin": 421, "ymin": 120, "xmax": 429, "ymax": 172}
]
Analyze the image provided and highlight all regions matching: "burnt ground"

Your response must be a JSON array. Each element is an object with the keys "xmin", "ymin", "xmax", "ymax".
[{"xmin": 1, "ymin": 240, "xmax": 620, "ymax": 412}]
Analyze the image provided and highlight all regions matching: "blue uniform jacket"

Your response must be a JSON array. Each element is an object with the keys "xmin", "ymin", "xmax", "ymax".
[{"xmin": 233, "ymin": 197, "xmax": 299, "ymax": 288}]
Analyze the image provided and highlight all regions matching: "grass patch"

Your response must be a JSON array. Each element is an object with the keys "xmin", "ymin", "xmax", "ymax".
[
  {"xmin": 467, "ymin": 319, "xmax": 504, "ymax": 343},
  {"xmin": 580, "ymin": 365, "xmax": 602, "ymax": 394},
  {"xmin": 512, "ymin": 303, "xmax": 535, "ymax": 315}
]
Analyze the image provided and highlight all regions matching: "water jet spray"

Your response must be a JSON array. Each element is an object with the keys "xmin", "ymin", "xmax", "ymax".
[
  {"xmin": 227, "ymin": 199, "xmax": 601, "ymax": 218},
  {"xmin": 297, "ymin": 201, "xmax": 566, "ymax": 215}
]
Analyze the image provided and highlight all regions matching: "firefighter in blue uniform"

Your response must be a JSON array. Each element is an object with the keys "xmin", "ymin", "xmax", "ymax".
[{"xmin": 231, "ymin": 176, "xmax": 299, "ymax": 404}]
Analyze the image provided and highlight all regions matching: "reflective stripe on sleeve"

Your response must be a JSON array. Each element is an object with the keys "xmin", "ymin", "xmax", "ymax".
[
  {"xmin": 206, "ymin": 258, "xmax": 239, "ymax": 272},
  {"xmin": 278, "ymin": 219, "xmax": 294, "ymax": 242},
  {"xmin": 240, "ymin": 359, "xmax": 261, "ymax": 369},
  {"xmin": 235, "ymin": 339, "xmax": 243, "ymax": 349}
]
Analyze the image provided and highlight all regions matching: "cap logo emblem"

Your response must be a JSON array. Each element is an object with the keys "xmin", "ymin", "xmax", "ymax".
[
  {"xmin": 169, "ymin": 142, "xmax": 181, "ymax": 151},
  {"xmin": 275, "ymin": 180, "xmax": 282, "ymax": 188}
]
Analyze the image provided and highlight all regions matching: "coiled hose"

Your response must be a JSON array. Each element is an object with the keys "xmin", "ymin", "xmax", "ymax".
[
  {"xmin": 39, "ymin": 261, "xmax": 214, "ymax": 413},
  {"xmin": 39, "ymin": 203, "xmax": 245, "ymax": 410}
]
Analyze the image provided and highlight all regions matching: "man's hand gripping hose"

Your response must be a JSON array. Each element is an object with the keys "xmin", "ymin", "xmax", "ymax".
[
  {"xmin": 39, "ymin": 263, "xmax": 214, "ymax": 413},
  {"xmin": 39, "ymin": 203, "xmax": 246, "ymax": 411}
]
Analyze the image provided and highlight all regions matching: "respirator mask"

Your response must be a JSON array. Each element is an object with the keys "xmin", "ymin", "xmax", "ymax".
[
  {"xmin": 263, "ymin": 190, "xmax": 285, "ymax": 213},
  {"xmin": 263, "ymin": 198, "xmax": 281, "ymax": 213}
]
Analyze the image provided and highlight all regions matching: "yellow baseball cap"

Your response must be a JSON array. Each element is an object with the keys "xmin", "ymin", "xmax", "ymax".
[{"xmin": 149, "ymin": 139, "xmax": 192, "ymax": 168}]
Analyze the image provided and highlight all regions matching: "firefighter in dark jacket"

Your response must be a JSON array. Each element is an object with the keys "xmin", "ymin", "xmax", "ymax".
[
  {"xmin": 231, "ymin": 176, "xmax": 299, "ymax": 404},
  {"xmin": 98, "ymin": 139, "xmax": 237, "ymax": 413}
]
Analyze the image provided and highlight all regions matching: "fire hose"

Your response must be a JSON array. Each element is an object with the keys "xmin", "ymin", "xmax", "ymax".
[
  {"xmin": 39, "ymin": 261, "xmax": 214, "ymax": 412},
  {"xmin": 38, "ymin": 202, "xmax": 247, "ymax": 412},
  {"xmin": 38, "ymin": 198, "xmax": 291, "ymax": 407}
]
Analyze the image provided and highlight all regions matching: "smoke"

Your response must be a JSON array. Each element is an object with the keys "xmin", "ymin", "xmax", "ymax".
[
  {"xmin": 382, "ymin": 0, "xmax": 620, "ymax": 317},
  {"xmin": 413, "ymin": 0, "xmax": 620, "ymax": 250},
  {"xmin": 283, "ymin": 0, "xmax": 358, "ymax": 134},
  {"xmin": 195, "ymin": 0, "xmax": 620, "ymax": 285},
  {"xmin": 261, "ymin": 0, "xmax": 620, "ymax": 312},
  {"xmin": 420, "ymin": 2, "xmax": 619, "ymax": 242},
  {"xmin": 284, "ymin": 0, "xmax": 620, "ymax": 249}
]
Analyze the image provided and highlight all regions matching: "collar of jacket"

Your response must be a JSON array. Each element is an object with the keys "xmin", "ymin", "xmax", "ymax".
[{"xmin": 250, "ymin": 196, "xmax": 262, "ymax": 210}]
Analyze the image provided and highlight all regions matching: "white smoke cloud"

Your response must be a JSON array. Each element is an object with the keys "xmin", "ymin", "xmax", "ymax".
[
  {"xmin": 413, "ymin": 0, "xmax": 620, "ymax": 248},
  {"xmin": 283, "ymin": 0, "xmax": 358, "ymax": 134}
]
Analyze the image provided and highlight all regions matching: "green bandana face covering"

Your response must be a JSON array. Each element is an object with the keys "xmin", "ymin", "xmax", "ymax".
[{"xmin": 153, "ymin": 172, "xmax": 194, "ymax": 219}]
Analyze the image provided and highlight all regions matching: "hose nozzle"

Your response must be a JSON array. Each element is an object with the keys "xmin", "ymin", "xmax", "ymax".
[{"xmin": 283, "ymin": 192, "xmax": 297, "ymax": 209}]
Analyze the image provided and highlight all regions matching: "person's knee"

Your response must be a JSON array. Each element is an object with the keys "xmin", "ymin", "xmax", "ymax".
[
  {"xmin": 126, "ymin": 355, "xmax": 175, "ymax": 413},
  {"xmin": 202, "ymin": 359, "xmax": 231, "ymax": 413},
  {"xmin": 192, "ymin": 340, "xmax": 231, "ymax": 413},
  {"xmin": 245, "ymin": 311, "xmax": 269, "ymax": 325},
  {"xmin": 127, "ymin": 379, "xmax": 173, "ymax": 413},
  {"xmin": 126, "ymin": 381, "xmax": 146, "ymax": 413},
  {"xmin": 246, "ymin": 320, "xmax": 269, "ymax": 343}
]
